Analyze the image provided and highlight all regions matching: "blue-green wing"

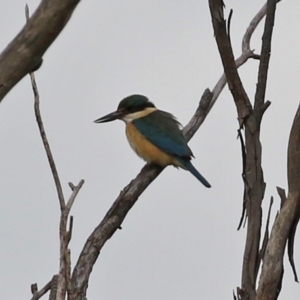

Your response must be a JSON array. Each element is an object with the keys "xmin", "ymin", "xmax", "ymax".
[{"xmin": 133, "ymin": 110, "xmax": 192, "ymax": 158}]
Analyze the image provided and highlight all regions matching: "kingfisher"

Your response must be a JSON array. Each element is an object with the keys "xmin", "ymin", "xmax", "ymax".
[{"xmin": 94, "ymin": 95, "xmax": 211, "ymax": 188}]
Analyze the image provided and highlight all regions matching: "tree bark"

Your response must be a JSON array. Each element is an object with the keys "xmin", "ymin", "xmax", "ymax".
[{"xmin": 0, "ymin": 0, "xmax": 82, "ymax": 103}]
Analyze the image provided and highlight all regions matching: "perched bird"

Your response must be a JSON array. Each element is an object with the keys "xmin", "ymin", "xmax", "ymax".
[{"xmin": 95, "ymin": 95, "xmax": 211, "ymax": 188}]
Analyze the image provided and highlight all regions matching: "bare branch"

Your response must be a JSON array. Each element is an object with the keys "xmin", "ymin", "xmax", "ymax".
[
  {"xmin": 57, "ymin": 180, "xmax": 84, "ymax": 300},
  {"xmin": 31, "ymin": 283, "xmax": 38, "ymax": 295},
  {"xmin": 30, "ymin": 279, "xmax": 52, "ymax": 300},
  {"xmin": 254, "ymin": 0, "xmax": 277, "ymax": 114},
  {"xmin": 209, "ymin": 0, "xmax": 251, "ymax": 124},
  {"xmin": 29, "ymin": 57, "xmax": 66, "ymax": 211},
  {"xmin": 26, "ymin": 9, "xmax": 85, "ymax": 293},
  {"xmin": 209, "ymin": 3, "xmax": 258, "ymax": 298},
  {"xmin": 184, "ymin": 1, "xmax": 270, "ymax": 132},
  {"xmin": 49, "ymin": 275, "xmax": 59, "ymax": 300},
  {"xmin": 256, "ymin": 193, "xmax": 300, "ymax": 299},
  {"xmin": 207, "ymin": 1, "xmax": 271, "ymax": 123},
  {"xmin": 28, "ymin": 65, "xmax": 66, "ymax": 299},
  {"xmin": 69, "ymin": 89, "xmax": 213, "ymax": 299},
  {"xmin": 242, "ymin": 3, "xmax": 269, "ymax": 53},
  {"xmin": 182, "ymin": 89, "xmax": 213, "ymax": 140},
  {"xmin": 169, "ymin": 0, "xmax": 271, "ymax": 143},
  {"xmin": 0, "ymin": 0, "xmax": 82, "ymax": 103},
  {"xmin": 28, "ymin": 62, "xmax": 65, "ymax": 211},
  {"xmin": 69, "ymin": 182, "xmax": 76, "ymax": 191},
  {"xmin": 68, "ymin": 3, "xmax": 272, "ymax": 298},
  {"xmin": 66, "ymin": 180, "xmax": 85, "ymax": 215},
  {"xmin": 208, "ymin": 1, "xmax": 279, "ymax": 299},
  {"xmin": 257, "ymin": 100, "xmax": 300, "ymax": 299}
]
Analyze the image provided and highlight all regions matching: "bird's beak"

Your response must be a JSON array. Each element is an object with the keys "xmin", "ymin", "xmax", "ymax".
[{"xmin": 94, "ymin": 110, "xmax": 124, "ymax": 123}]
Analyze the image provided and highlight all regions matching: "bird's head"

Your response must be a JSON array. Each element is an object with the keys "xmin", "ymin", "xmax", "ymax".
[{"xmin": 94, "ymin": 94, "xmax": 156, "ymax": 123}]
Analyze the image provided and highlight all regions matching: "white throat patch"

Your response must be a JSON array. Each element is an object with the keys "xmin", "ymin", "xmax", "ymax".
[{"xmin": 121, "ymin": 107, "xmax": 157, "ymax": 123}]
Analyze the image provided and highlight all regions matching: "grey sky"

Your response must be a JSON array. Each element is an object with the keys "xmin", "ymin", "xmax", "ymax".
[{"xmin": 0, "ymin": 1, "xmax": 300, "ymax": 299}]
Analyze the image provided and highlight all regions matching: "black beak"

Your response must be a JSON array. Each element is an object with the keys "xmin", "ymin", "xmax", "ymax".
[{"xmin": 94, "ymin": 110, "xmax": 124, "ymax": 123}]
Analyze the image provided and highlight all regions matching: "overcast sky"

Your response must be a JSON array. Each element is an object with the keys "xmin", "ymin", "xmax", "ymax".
[{"xmin": 1, "ymin": 1, "xmax": 300, "ymax": 299}]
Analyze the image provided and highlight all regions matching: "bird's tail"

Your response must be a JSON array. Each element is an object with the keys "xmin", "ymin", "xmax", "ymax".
[{"xmin": 176, "ymin": 158, "xmax": 211, "ymax": 188}]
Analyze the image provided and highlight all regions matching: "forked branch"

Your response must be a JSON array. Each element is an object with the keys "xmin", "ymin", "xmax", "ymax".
[
  {"xmin": 257, "ymin": 102, "xmax": 300, "ymax": 299},
  {"xmin": 27, "ymin": 14, "xmax": 84, "ymax": 300},
  {"xmin": 69, "ymin": 3, "xmax": 271, "ymax": 297},
  {"xmin": 209, "ymin": 1, "xmax": 278, "ymax": 300},
  {"xmin": 21, "ymin": 1, "xmax": 280, "ymax": 299}
]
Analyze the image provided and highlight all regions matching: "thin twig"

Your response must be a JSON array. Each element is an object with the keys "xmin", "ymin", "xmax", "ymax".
[
  {"xmin": 28, "ymin": 68, "xmax": 83, "ymax": 299},
  {"xmin": 242, "ymin": 3, "xmax": 272, "ymax": 53},
  {"xmin": 66, "ymin": 180, "xmax": 85, "ymax": 215},
  {"xmin": 29, "ymin": 70, "xmax": 66, "ymax": 210},
  {"xmin": 26, "ymin": 6, "xmax": 68, "ymax": 300},
  {"xmin": 27, "ymin": 3, "xmax": 65, "ymax": 211}
]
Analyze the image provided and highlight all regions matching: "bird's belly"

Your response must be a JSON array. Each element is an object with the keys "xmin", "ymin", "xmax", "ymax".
[{"xmin": 126, "ymin": 122, "xmax": 175, "ymax": 167}]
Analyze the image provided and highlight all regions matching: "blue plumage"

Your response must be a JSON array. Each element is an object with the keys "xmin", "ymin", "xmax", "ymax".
[
  {"xmin": 133, "ymin": 110, "xmax": 191, "ymax": 158},
  {"xmin": 133, "ymin": 110, "xmax": 211, "ymax": 188},
  {"xmin": 175, "ymin": 157, "xmax": 211, "ymax": 188},
  {"xmin": 95, "ymin": 94, "xmax": 211, "ymax": 188}
]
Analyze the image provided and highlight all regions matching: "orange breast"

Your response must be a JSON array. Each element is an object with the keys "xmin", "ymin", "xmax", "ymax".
[{"xmin": 125, "ymin": 122, "xmax": 176, "ymax": 167}]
